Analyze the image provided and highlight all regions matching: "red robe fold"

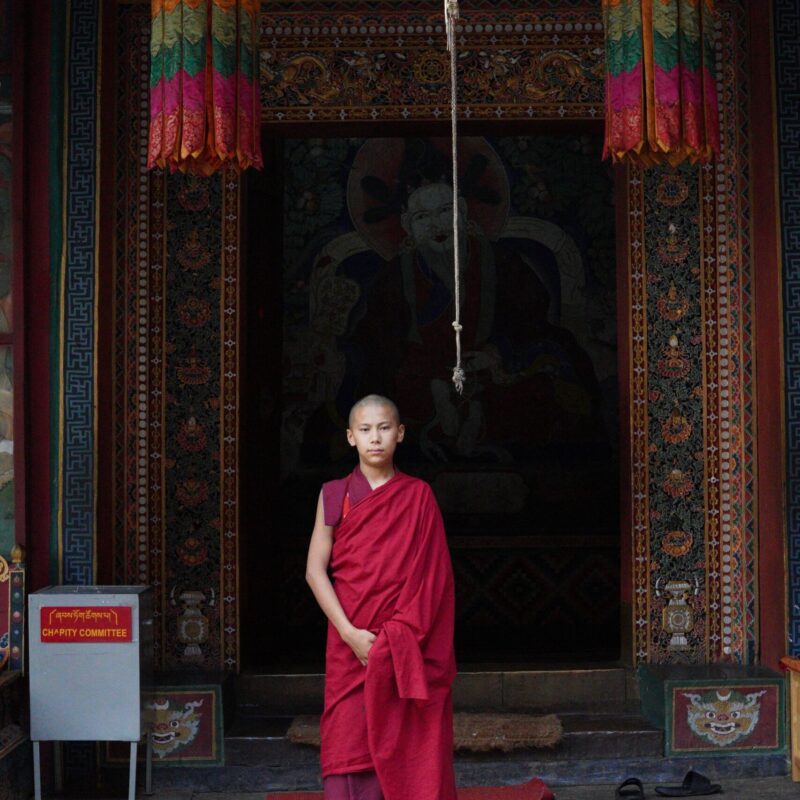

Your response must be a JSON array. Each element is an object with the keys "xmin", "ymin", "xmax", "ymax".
[{"xmin": 321, "ymin": 472, "xmax": 457, "ymax": 800}]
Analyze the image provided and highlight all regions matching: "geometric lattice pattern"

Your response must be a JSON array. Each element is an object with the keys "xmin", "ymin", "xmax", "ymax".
[
  {"xmin": 775, "ymin": 0, "xmax": 800, "ymax": 656},
  {"xmin": 61, "ymin": 0, "xmax": 99, "ymax": 585},
  {"xmin": 277, "ymin": 545, "xmax": 621, "ymax": 660}
]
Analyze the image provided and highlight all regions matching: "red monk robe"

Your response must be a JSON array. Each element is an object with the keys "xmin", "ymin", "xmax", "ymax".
[{"xmin": 320, "ymin": 468, "xmax": 457, "ymax": 800}]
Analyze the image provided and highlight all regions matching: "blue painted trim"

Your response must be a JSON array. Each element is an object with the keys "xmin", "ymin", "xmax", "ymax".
[
  {"xmin": 48, "ymin": 0, "xmax": 66, "ymax": 585},
  {"xmin": 776, "ymin": 0, "xmax": 800, "ymax": 654},
  {"xmin": 60, "ymin": 0, "xmax": 98, "ymax": 585}
]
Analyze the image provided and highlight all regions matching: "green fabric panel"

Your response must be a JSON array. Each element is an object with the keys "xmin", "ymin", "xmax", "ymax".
[
  {"xmin": 150, "ymin": 49, "xmax": 166, "ymax": 86},
  {"xmin": 179, "ymin": 3, "xmax": 208, "ymax": 47},
  {"xmin": 237, "ymin": 8, "xmax": 257, "ymax": 78},
  {"xmin": 604, "ymin": 1, "xmax": 643, "ymax": 78},
  {"xmin": 150, "ymin": 9, "xmax": 164, "ymax": 58},
  {"xmin": 155, "ymin": 3, "xmax": 206, "ymax": 61},
  {"xmin": 160, "ymin": 5, "xmax": 183, "ymax": 50},
  {"xmin": 677, "ymin": 30, "xmax": 702, "ymax": 73},
  {"xmin": 238, "ymin": 41, "xmax": 254, "ymax": 80},
  {"xmin": 0, "ymin": 483, "xmax": 15, "ymax": 557},
  {"xmin": 49, "ymin": 0, "xmax": 67, "ymax": 583},
  {"xmin": 606, "ymin": 29, "xmax": 643, "ymax": 76},
  {"xmin": 651, "ymin": 0, "xmax": 679, "ymax": 40},
  {"xmin": 211, "ymin": 3, "xmax": 237, "ymax": 47},
  {"xmin": 653, "ymin": 30, "xmax": 701, "ymax": 73},
  {"xmin": 703, "ymin": 32, "xmax": 716, "ymax": 72},
  {"xmin": 153, "ymin": 3, "xmax": 207, "ymax": 52},
  {"xmin": 652, "ymin": 32, "xmax": 678, "ymax": 73},
  {"xmin": 157, "ymin": 36, "xmax": 206, "ymax": 84},
  {"xmin": 236, "ymin": 28, "xmax": 255, "ymax": 79},
  {"xmin": 211, "ymin": 38, "xmax": 238, "ymax": 79},
  {"xmin": 702, "ymin": 3, "xmax": 717, "ymax": 73},
  {"xmin": 604, "ymin": 0, "xmax": 642, "ymax": 43},
  {"xmin": 678, "ymin": 0, "xmax": 702, "ymax": 42}
]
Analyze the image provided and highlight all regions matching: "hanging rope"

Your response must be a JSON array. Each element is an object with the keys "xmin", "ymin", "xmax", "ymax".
[{"xmin": 445, "ymin": 0, "xmax": 464, "ymax": 394}]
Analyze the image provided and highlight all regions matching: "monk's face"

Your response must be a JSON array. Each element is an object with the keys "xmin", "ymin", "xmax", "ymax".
[{"xmin": 346, "ymin": 404, "xmax": 405, "ymax": 468}]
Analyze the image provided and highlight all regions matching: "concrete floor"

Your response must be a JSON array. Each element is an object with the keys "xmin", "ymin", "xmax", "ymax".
[{"xmin": 54, "ymin": 775, "xmax": 800, "ymax": 799}]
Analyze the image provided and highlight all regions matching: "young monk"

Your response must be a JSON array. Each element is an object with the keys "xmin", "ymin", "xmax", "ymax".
[{"xmin": 305, "ymin": 395, "xmax": 458, "ymax": 800}]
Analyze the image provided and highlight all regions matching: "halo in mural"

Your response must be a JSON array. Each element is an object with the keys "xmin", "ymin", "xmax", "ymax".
[{"xmin": 347, "ymin": 137, "xmax": 510, "ymax": 261}]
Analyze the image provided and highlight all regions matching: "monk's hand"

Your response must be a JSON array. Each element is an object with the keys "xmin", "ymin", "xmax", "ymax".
[{"xmin": 343, "ymin": 627, "xmax": 376, "ymax": 666}]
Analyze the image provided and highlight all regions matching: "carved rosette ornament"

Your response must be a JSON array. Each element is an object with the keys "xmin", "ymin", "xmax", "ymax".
[
  {"xmin": 177, "ymin": 590, "xmax": 209, "ymax": 661},
  {"xmin": 656, "ymin": 578, "xmax": 700, "ymax": 650}
]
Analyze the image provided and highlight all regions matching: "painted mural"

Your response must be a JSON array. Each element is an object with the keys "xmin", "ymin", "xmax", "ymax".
[
  {"xmin": 112, "ymin": 0, "xmax": 756, "ymax": 669},
  {"xmin": 279, "ymin": 134, "xmax": 617, "ymax": 528},
  {"xmin": 269, "ymin": 133, "xmax": 618, "ymax": 661}
]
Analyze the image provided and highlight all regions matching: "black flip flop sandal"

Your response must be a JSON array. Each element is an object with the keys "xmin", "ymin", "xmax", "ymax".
[
  {"xmin": 616, "ymin": 777, "xmax": 645, "ymax": 799},
  {"xmin": 654, "ymin": 769, "xmax": 721, "ymax": 797}
]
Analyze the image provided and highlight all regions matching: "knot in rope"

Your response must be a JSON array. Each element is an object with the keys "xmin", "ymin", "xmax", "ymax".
[
  {"xmin": 452, "ymin": 366, "xmax": 466, "ymax": 395},
  {"xmin": 452, "ymin": 321, "xmax": 463, "ymax": 332}
]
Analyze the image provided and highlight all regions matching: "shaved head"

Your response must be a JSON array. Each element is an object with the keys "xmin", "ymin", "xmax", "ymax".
[{"xmin": 348, "ymin": 394, "xmax": 400, "ymax": 428}]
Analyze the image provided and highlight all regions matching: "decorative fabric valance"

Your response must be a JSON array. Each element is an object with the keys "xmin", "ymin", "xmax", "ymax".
[
  {"xmin": 148, "ymin": 0, "xmax": 263, "ymax": 175},
  {"xmin": 603, "ymin": 0, "xmax": 720, "ymax": 166}
]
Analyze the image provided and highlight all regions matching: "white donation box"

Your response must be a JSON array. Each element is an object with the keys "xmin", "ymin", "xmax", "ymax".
[{"xmin": 28, "ymin": 586, "xmax": 153, "ymax": 800}]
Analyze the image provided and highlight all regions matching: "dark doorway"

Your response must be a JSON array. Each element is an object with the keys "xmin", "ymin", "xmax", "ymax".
[{"xmin": 241, "ymin": 132, "xmax": 620, "ymax": 669}]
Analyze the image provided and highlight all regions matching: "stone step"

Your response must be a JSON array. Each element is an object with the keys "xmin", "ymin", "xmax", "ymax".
[
  {"xmin": 225, "ymin": 711, "xmax": 663, "ymax": 766},
  {"xmin": 236, "ymin": 667, "xmax": 638, "ymax": 715},
  {"xmin": 143, "ymin": 733, "xmax": 788, "ymax": 794}
]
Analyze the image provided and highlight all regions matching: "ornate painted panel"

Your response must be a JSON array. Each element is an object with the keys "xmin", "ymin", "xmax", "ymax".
[
  {"xmin": 628, "ymin": 3, "xmax": 756, "ymax": 664},
  {"xmin": 105, "ymin": 685, "xmax": 225, "ymax": 766},
  {"xmin": 667, "ymin": 681, "xmax": 784, "ymax": 756},
  {"xmin": 260, "ymin": 6, "xmax": 605, "ymax": 124},
  {"xmin": 265, "ymin": 132, "xmax": 618, "ymax": 662},
  {"xmin": 114, "ymin": 7, "xmax": 240, "ymax": 670},
  {"xmin": 113, "ymin": 0, "xmax": 756, "ymax": 668}
]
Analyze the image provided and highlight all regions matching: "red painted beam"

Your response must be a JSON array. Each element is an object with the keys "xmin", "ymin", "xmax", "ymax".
[
  {"xmin": 615, "ymin": 165, "xmax": 634, "ymax": 664},
  {"xmin": 750, "ymin": 0, "xmax": 787, "ymax": 669},
  {"xmin": 18, "ymin": 0, "xmax": 52, "ymax": 591}
]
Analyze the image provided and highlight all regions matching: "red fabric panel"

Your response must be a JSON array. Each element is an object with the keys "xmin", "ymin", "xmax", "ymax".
[
  {"xmin": 322, "ymin": 467, "xmax": 373, "ymax": 527},
  {"xmin": 321, "ymin": 473, "xmax": 457, "ymax": 800},
  {"xmin": 323, "ymin": 771, "xmax": 383, "ymax": 800}
]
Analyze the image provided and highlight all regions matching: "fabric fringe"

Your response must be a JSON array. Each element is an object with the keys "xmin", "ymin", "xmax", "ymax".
[
  {"xmin": 148, "ymin": 0, "xmax": 263, "ymax": 174},
  {"xmin": 602, "ymin": 0, "xmax": 719, "ymax": 166}
]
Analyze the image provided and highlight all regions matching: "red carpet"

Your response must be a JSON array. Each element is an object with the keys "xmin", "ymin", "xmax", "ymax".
[{"xmin": 266, "ymin": 777, "xmax": 555, "ymax": 799}]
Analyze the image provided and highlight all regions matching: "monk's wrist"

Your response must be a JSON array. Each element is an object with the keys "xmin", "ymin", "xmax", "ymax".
[{"xmin": 337, "ymin": 622, "xmax": 356, "ymax": 643}]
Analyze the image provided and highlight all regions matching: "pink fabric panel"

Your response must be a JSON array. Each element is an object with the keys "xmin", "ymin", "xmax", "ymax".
[
  {"xmin": 653, "ymin": 64, "xmax": 681, "ymax": 106},
  {"xmin": 678, "ymin": 66, "xmax": 703, "ymax": 107},
  {"xmin": 607, "ymin": 63, "xmax": 643, "ymax": 112},
  {"xmin": 237, "ymin": 73, "xmax": 256, "ymax": 119},
  {"xmin": 324, "ymin": 771, "xmax": 384, "ymax": 800},
  {"xmin": 156, "ymin": 70, "xmax": 205, "ymax": 122}
]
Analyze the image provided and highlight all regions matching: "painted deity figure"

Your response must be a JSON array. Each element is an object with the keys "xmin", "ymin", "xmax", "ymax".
[{"xmin": 350, "ymin": 138, "xmax": 604, "ymax": 462}]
